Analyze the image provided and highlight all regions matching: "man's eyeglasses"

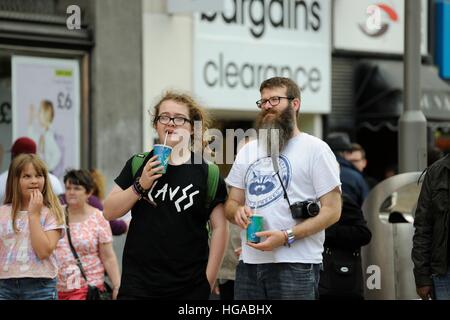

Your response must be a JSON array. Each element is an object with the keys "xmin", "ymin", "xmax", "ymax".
[
  {"xmin": 156, "ymin": 115, "xmax": 191, "ymax": 126},
  {"xmin": 256, "ymin": 96, "xmax": 294, "ymax": 108}
]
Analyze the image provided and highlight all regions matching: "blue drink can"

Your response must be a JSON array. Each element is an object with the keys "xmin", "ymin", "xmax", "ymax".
[{"xmin": 247, "ymin": 215, "xmax": 263, "ymax": 243}]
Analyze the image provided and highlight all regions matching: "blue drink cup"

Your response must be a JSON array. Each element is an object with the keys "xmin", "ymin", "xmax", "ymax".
[
  {"xmin": 247, "ymin": 215, "xmax": 264, "ymax": 243},
  {"xmin": 153, "ymin": 144, "xmax": 172, "ymax": 174}
]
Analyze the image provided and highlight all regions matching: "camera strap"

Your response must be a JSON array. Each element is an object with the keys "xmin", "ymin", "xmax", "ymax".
[
  {"xmin": 276, "ymin": 171, "xmax": 292, "ymax": 206},
  {"xmin": 271, "ymin": 155, "xmax": 292, "ymax": 206}
]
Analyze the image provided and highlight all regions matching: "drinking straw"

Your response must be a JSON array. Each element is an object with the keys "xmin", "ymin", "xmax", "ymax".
[{"xmin": 163, "ymin": 131, "xmax": 168, "ymax": 146}]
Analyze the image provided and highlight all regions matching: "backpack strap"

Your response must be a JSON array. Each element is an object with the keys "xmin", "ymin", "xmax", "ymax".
[
  {"xmin": 131, "ymin": 151, "xmax": 150, "ymax": 178},
  {"xmin": 205, "ymin": 162, "xmax": 220, "ymax": 239},
  {"xmin": 206, "ymin": 162, "xmax": 220, "ymax": 209}
]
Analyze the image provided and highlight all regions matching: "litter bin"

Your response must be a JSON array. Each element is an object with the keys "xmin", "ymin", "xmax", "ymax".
[{"xmin": 361, "ymin": 172, "xmax": 423, "ymax": 300}]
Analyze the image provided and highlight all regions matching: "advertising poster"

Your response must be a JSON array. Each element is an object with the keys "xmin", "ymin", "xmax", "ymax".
[{"xmin": 12, "ymin": 56, "xmax": 80, "ymax": 179}]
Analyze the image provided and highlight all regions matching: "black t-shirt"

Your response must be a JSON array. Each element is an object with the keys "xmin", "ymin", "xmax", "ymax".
[{"xmin": 114, "ymin": 152, "xmax": 227, "ymax": 298}]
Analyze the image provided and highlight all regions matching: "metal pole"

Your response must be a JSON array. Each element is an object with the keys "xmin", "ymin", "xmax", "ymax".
[{"xmin": 399, "ymin": 0, "xmax": 427, "ymax": 173}]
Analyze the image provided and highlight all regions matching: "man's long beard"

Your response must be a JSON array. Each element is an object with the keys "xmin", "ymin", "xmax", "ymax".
[{"xmin": 255, "ymin": 104, "xmax": 295, "ymax": 156}]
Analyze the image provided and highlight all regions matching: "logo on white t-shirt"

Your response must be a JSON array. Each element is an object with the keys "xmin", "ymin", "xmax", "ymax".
[{"xmin": 245, "ymin": 155, "xmax": 291, "ymax": 209}]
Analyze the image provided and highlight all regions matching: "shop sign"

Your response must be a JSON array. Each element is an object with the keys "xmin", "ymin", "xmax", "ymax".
[
  {"xmin": 194, "ymin": 0, "xmax": 331, "ymax": 113},
  {"xmin": 333, "ymin": 0, "xmax": 428, "ymax": 55}
]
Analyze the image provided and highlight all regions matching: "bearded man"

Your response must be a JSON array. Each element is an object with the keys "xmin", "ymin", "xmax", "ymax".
[{"xmin": 224, "ymin": 77, "xmax": 342, "ymax": 300}]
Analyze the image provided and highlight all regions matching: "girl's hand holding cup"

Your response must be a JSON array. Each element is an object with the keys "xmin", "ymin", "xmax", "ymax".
[{"xmin": 139, "ymin": 155, "xmax": 163, "ymax": 190}]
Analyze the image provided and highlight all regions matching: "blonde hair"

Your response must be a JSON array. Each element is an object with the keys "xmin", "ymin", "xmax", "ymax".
[
  {"xmin": 89, "ymin": 168, "xmax": 106, "ymax": 200},
  {"xmin": 151, "ymin": 91, "xmax": 211, "ymax": 152},
  {"xmin": 40, "ymin": 100, "xmax": 55, "ymax": 123},
  {"xmin": 4, "ymin": 154, "xmax": 64, "ymax": 232}
]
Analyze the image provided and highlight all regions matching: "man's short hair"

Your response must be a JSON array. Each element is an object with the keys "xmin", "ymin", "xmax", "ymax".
[
  {"xmin": 351, "ymin": 143, "xmax": 366, "ymax": 159},
  {"xmin": 259, "ymin": 77, "xmax": 301, "ymax": 100}
]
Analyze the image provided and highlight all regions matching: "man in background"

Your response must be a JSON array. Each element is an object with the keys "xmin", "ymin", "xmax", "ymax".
[
  {"xmin": 412, "ymin": 152, "xmax": 450, "ymax": 300},
  {"xmin": 347, "ymin": 143, "xmax": 378, "ymax": 190},
  {"xmin": 326, "ymin": 132, "xmax": 369, "ymax": 207}
]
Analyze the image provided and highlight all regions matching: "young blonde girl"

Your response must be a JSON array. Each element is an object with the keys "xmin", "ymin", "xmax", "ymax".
[{"xmin": 0, "ymin": 154, "xmax": 65, "ymax": 300}]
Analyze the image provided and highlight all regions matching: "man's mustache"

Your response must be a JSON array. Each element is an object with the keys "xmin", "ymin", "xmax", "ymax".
[{"xmin": 262, "ymin": 109, "xmax": 278, "ymax": 117}]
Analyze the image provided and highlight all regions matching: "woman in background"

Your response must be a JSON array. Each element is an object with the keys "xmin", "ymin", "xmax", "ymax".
[{"xmin": 55, "ymin": 169, "xmax": 121, "ymax": 300}]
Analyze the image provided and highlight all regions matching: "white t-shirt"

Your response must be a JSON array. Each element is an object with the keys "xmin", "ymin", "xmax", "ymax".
[
  {"xmin": 40, "ymin": 129, "xmax": 62, "ymax": 173},
  {"xmin": 225, "ymin": 132, "xmax": 341, "ymax": 264},
  {"xmin": 28, "ymin": 125, "xmax": 62, "ymax": 173},
  {"xmin": 0, "ymin": 170, "xmax": 64, "ymax": 204}
]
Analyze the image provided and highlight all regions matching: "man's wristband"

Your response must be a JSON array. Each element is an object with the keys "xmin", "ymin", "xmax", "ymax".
[{"xmin": 282, "ymin": 229, "xmax": 295, "ymax": 247}]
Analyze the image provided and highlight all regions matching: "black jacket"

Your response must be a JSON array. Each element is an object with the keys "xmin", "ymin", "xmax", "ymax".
[
  {"xmin": 324, "ymin": 194, "xmax": 372, "ymax": 251},
  {"xmin": 412, "ymin": 154, "xmax": 450, "ymax": 287},
  {"xmin": 319, "ymin": 193, "xmax": 372, "ymax": 299}
]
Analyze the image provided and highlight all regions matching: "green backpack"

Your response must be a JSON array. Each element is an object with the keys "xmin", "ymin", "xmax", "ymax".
[{"xmin": 130, "ymin": 152, "xmax": 220, "ymax": 209}]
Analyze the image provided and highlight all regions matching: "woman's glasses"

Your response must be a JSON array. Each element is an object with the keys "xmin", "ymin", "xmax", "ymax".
[{"xmin": 156, "ymin": 115, "xmax": 191, "ymax": 126}]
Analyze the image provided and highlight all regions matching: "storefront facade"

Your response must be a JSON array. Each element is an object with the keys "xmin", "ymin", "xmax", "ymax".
[
  {"xmin": 142, "ymin": 0, "xmax": 333, "ymax": 174},
  {"xmin": 0, "ymin": 0, "xmax": 143, "ymax": 190},
  {"xmin": 0, "ymin": 1, "xmax": 91, "ymax": 177},
  {"xmin": 329, "ymin": 0, "xmax": 450, "ymax": 180}
]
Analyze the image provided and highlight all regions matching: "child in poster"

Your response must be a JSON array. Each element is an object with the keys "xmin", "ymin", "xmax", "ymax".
[{"xmin": 28, "ymin": 100, "xmax": 62, "ymax": 174}]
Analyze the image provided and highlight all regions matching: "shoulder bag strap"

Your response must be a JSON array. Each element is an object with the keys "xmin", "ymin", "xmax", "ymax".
[{"xmin": 65, "ymin": 206, "xmax": 88, "ymax": 282}]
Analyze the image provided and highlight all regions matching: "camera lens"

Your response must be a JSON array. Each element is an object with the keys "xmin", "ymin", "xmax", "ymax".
[{"xmin": 306, "ymin": 202, "xmax": 320, "ymax": 217}]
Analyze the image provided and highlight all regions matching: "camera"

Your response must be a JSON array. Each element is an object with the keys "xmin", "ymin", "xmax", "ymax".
[{"xmin": 290, "ymin": 200, "xmax": 320, "ymax": 220}]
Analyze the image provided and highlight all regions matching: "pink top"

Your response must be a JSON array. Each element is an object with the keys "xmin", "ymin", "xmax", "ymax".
[
  {"xmin": 0, "ymin": 204, "xmax": 65, "ymax": 279},
  {"xmin": 55, "ymin": 207, "xmax": 112, "ymax": 292}
]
